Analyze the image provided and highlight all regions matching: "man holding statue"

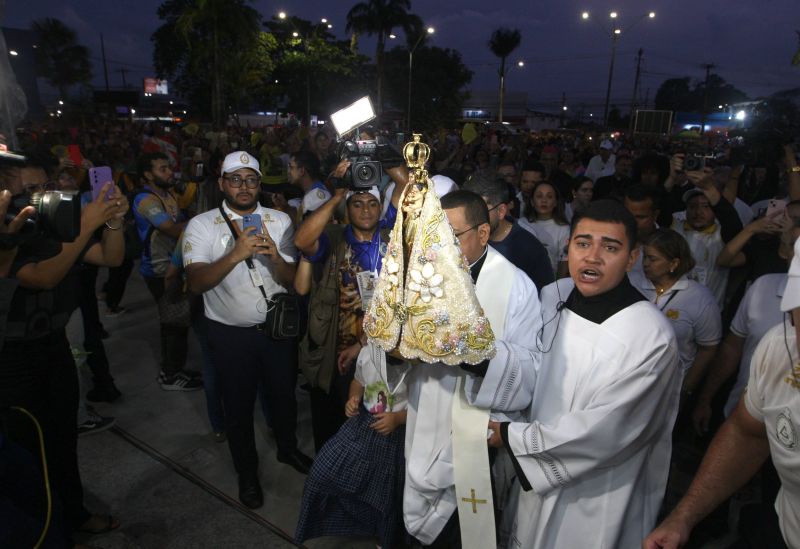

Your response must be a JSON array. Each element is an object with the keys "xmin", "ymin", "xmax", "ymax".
[{"xmin": 365, "ymin": 135, "xmax": 680, "ymax": 548}]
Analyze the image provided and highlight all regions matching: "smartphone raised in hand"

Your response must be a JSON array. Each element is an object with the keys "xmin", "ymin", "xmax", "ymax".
[
  {"xmin": 88, "ymin": 166, "xmax": 114, "ymax": 200},
  {"xmin": 766, "ymin": 199, "xmax": 787, "ymax": 219},
  {"xmin": 242, "ymin": 213, "xmax": 263, "ymax": 235}
]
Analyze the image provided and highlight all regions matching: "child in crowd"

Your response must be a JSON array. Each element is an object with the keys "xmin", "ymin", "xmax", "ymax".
[
  {"xmin": 518, "ymin": 180, "xmax": 571, "ymax": 276},
  {"xmin": 296, "ymin": 343, "xmax": 408, "ymax": 548}
]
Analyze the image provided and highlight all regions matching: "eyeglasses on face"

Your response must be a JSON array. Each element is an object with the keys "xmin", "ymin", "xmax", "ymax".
[
  {"xmin": 223, "ymin": 174, "xmax": 260, "ymax": 188},
  {"xmin": 453, "ymin": 223, "xmax": 481, "ymax": 238}
]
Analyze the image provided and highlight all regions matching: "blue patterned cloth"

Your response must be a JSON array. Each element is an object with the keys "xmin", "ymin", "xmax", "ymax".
[{"xmin": 295, "ymin": 406, "xmax": 405, "ymax": 547}]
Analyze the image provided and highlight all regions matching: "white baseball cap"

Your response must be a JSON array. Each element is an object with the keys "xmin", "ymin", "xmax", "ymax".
[
  {"xmin": 431, "ymin": 175, "xmax": 458, "ymax": 198},
  {"xmin": 222, "ymin": 151, "xmax": 261, "ymax": 176},
  {"xmin": 346, "ymin": 186, "xmax": 381, "ymax": 203},
  {"xmin": 781, "ymin": 237, "xmax": 800, "ymax": 312},
  {"xmin": 599, "ymin": 139, "xmax": 614, "ymax": 150}
]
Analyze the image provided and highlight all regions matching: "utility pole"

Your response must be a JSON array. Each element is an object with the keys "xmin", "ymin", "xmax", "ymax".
[
  {"xmin": 628, "ymin": 48, "xmax": 643, "ymax": 132},
  {"xmin": 117, "ymin": 68, "xmax": 128, "ymax": 88},
  {"xmin": 602, "ymin": 31, "xmax": 620, "ymax": 128},
  {"xmin": 560, "ymin": 92, "xmax": 567, "ymax": 127},
  {"xmin": 100, "ymin": 33, "xmax": 110, "ymax": 92},
  {"xmin": 700, "ymin": 63, "xmax": 715, "ymax": 136}
]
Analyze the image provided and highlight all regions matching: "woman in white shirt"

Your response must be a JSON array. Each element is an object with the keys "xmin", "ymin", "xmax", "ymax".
[
  {"xmin": 565, "ymin": 176, "xmax": 594, "ymax": 222},
  {"xmin": 629, "ymin": 228, "xmax": 722, "ymax": 406},
  {"xmin": 518, "ymin": 181, "xmax": 570, "ymax": 277}
]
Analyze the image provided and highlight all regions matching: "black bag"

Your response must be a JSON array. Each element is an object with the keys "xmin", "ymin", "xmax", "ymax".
[
  {"xmin": 264, "ymin": 293, "xmax": 304, "ymax": 340},
  {"xmin": 219, "ymin": 205, "xmax": 303, "ymax": 340}
]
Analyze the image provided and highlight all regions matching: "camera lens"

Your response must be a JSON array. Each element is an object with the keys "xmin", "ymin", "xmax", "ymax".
[{"xmin": 356, "ymin": 164, "xmax": 375, "ymax": 182}]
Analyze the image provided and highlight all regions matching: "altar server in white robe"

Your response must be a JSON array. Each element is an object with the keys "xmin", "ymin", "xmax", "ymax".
[
  {"xmin": 403, "ymin": 190, "xmax": 542, "ymax": 546},
  {"xmin": 489, "ymin": 199, "xmax": 681, "ymax": 549}
]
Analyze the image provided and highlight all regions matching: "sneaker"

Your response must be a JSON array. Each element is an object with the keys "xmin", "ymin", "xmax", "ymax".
[
  {"xmin": 105, "ymin": 306, "xmax": 127, "ymax": 317},
  {"xmin": 159, "ymin": 371, "xmax": 203, "ymax": 392},
  {"xmin": 78, "ymin": 410, "xmax": 116, "ymax": 437}
]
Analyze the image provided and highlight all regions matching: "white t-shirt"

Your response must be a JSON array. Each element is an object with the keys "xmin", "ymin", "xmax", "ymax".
[
  {"xmin": 518, "ymin": 217, "xmax": 570, "ymax": 274},
  {"xmin": 671, "ymin": 217, "xmax": 728, "ymax": 309},
  {"xmin": 744, "ymin": 318, "xmax": 800, "ymax": 549},
  {"xmin": 629, "ymin": 272, "xmax": 722, "ymax": 373},
  {"xmin": 734, "ymin": 198, "xmax": 754, "ymax": 227},
  {"xmin": 725, "ymin": 273, "xmax": 788, "ymax": 415},
  {"xmin": 584, "ymin": 153, "xmax": 616, "ymax": 182},
  {"xmin": 354, "ymin": 345, "xmax": 408, "ymax": 414},
  {"xmin": 183, "ymin": 202, "xmax": 296, "ymax": 327}
]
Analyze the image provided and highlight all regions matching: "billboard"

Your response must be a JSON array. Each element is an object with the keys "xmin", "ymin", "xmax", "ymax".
[{"xmin": 143, "ymin": 78, "xmax": 169, "ymax": 95}]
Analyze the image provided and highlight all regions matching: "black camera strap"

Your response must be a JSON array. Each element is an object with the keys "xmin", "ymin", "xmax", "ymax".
[{"xmin": 217, "ymin": 205, "xmax": 271, "ymax": 307}]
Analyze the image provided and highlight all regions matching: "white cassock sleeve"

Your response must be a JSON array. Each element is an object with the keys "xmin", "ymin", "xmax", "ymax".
[
  {"xmin": 505, "ymin": 336, "xmax": 678, "ymax": 495},
  {"xmin": 464, "ymin": 270, "xmax": 541, "ymax": 417}
]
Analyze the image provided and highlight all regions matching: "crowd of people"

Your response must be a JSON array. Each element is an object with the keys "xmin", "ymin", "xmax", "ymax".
[{"xmin": 0, "ymin": 117, "xmax": 798, "ymax": 549}]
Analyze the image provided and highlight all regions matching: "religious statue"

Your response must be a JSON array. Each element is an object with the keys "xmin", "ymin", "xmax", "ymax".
[{"xmin": 364, "ymin": 134, "xmax": 496, "ymax": 366}]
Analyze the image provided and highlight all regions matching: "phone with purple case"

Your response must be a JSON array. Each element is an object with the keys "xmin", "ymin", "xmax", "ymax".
[
  {"xmin": 242, "ymin": 213, "xmax": 263, "ymax": 235},
  {"xmin": 88, "ymin": 166, "xmax": 114, "ymax": 200}
]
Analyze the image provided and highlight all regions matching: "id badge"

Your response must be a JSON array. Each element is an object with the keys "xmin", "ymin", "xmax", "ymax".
[
  {"xmin": 249, "ymin": 267, "xmax": 264, "ymax": 288},
  {"xmin": 356, "ymin": 270, "xmax": 378, "ymax": 310},
  {"xmin": 690, "ymin": 267, "xmax": 708, "ymax": 286}
]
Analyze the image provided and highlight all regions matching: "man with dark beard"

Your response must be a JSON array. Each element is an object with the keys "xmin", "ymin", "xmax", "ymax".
[
  {"xmin": 133, "ymin": 152, "xmax": 200, "ymax": 390},
  {"xmin": 184, "ymin": 151, "xmax": 312, "ymax": 509}
]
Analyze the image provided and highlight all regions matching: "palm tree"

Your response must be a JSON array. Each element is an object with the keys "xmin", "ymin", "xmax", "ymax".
[
  {"xmin": 346, "ymin": 0, "xmax": 422, "ymax": 115},
  {"xmin": 31, "ymin": 18, "xmax": 92, "ymax": 99},
  {"xmin": 488, "ymin": 27, "xmax": 521, "ymax": 123}
]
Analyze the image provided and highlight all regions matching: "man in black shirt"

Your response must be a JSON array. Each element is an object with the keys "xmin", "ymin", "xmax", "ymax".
[
  {"xmin": 464, "ymin": 171, "xmax": 554, "ymax": 291},
  {"xmin": 0, "ymin": 155, "xmax": 127, "ymax": 544}
]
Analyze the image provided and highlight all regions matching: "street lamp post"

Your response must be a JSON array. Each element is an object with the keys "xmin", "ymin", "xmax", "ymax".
[
  {"xmin": 582, "ymin": 10, "xmax": 655, "ymax": 129},
  {"xmin": 407, "ymin": 27, "xmax": 434, "ymax": 133}
]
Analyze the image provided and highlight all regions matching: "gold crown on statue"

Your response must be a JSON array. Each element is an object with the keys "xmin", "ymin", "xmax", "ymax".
[{"xmin": 363, "ymin": 134, "xmax": 495, "ymax": 365}]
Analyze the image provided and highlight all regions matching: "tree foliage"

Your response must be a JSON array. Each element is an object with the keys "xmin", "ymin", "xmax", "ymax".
[
  {"xmin": 383, "ymin": 45, "xmax": 473, "ymax": 131},
  {"xmin": 488, "ymin": 27, "xmax": 522, "ymax": 72},
  {"xmin": 30, "ymin": 18, "xmax": 92, "ymax": 98},
  {"xmin": 654, "ymin": 74, "xmax": 748, "ymax": 112},
  {"xmin": 265, "ymin": 15, "xmax": 365, "ymax": 122},
  {"xmin": 346, "ymin": 0, "xmax": 422, "ymax": 114},
  {"xmin": 153, "ymin": 0, "xmax": 273, "ymax": 124}
]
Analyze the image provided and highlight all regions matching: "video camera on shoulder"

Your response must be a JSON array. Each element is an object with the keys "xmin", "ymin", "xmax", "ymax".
[
  {"xmin": 0, "ymin": 148, "xmax": 81, "ymax": 250},
  {"xmin": 329, "ymin": 96, "xmax": 403, "ymax": 190}
]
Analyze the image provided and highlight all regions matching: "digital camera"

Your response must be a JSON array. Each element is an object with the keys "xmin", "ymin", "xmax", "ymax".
[{"xmin": 0, "ymin": 191, "xmax": 82, "ymax": 249}]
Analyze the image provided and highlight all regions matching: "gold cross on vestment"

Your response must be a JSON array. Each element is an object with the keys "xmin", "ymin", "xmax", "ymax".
[{"xmin": 461, "ymin": 488, "xmax": 488, "ymax": 514}]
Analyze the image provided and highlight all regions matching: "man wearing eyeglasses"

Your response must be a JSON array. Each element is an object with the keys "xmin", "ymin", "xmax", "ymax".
[
  {"xmin": 132, "ymin": 152, "xmax": 200, "ymax": 391},
  {"xmin": 183, "ymin": 151, "xmax": 312, "ymax": 509}
]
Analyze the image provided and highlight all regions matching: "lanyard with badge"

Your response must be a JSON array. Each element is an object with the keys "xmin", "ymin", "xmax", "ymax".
[
  {"xmin": 354, "ymin": 234, "xmax": 381, "ymax": 311},
  {"xmin": 658, "ymin": 290, "xmax": 680, "ymax": 312},
  {"xmin": 218, "ymin": 205, "xmax": 269, "ymax": 303}
]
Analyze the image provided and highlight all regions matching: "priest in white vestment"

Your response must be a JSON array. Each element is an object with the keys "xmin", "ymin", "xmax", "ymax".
[
  {"xmin": 490, "ymin": 200, "xmax": 681, "ymax": 549},
  {"xmin": 403, "ymin": 190, "xmax": 541, "ymax": 546}
]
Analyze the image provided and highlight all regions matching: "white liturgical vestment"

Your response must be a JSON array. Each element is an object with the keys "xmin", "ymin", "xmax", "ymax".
[
  {"xmin": 508, "ymin": 278, "xmax": 680, "ymax": 549},
  {"xmin": 403, "ymin": 247, "xmax": 541, "ymax": 544}
]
